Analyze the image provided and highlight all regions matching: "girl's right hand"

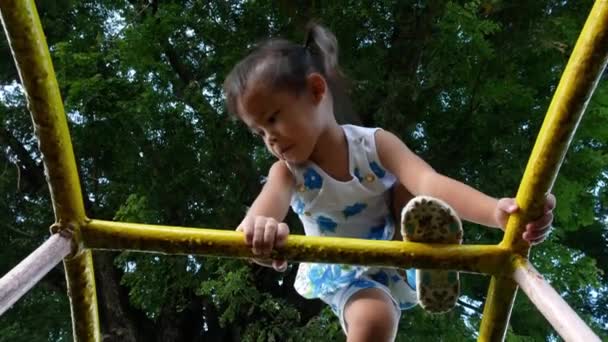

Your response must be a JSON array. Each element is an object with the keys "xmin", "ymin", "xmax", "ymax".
[{"xmin": 237, "ymin": 216, "xmax": 289, "ymax": 272}]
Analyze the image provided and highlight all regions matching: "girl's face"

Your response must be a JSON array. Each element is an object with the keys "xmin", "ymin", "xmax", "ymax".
[{"xmin": 237, "ymin": 75, "xmax": 327, "ymax": 164}]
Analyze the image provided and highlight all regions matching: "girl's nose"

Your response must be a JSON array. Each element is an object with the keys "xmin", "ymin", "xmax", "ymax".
[{"xmin": 266, "ymin": 130, "xmax": 278, "ymax": 143}]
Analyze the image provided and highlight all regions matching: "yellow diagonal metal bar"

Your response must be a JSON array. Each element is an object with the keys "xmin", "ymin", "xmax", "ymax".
[
  {"xmin": 83, "ymin": 219, "xmax": 511, "ymax": 275},
  {"xmin": 501, "ymin": 0, "xmax": 608, "ymax": 254},
  {"xmin": 0, "ymin": 0, "xmax": 85, "ymax": 224},
  {"xmin": 0, "ymin": 1, "xmax": 99, "ymax": 341},
  {"xmin": 479, "ymin": 1, "xmax": 608, "ymax": 341}
]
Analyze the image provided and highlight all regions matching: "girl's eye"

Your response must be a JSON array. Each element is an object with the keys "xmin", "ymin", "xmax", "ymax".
[
  {"xmin": 255, "ymin": 130, "xmax": 265, "ymax": 137},
  {"xmin": 268, "ymin": 111, "xmax": 279, "ymax": 124}
]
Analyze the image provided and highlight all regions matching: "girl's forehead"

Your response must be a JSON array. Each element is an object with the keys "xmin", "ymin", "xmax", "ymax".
[
  {"xmin": 244, "ymin": 82, "xmax": 273, "ymax": 100},
  {"xmin": 240, "ymin": 84, "xmax": 275, "ymax": 113},
  {"xmin": 241, "ymin": 60, "xmax": 274, "ymax": 101},
  {"xmin": 236, "ymin": 85, "xmax": 278, "ymax": 124}
]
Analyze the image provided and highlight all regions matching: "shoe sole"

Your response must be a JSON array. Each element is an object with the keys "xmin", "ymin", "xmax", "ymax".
[{"xmin": 401, "ymin": 196, "xmax": 463, "ymax": 313}]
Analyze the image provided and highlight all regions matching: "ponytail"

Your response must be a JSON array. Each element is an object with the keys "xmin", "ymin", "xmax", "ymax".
[
  {"xmin": 304, "ymin": 23, "xmax": 358, "ymax": 124},
  {"xmin": 304, "ymin": 23, "xmax": 339, "ymax": 79},
  {"xmin": 224, "ymin": 22, "xmax": 358, "ymax": 124}
]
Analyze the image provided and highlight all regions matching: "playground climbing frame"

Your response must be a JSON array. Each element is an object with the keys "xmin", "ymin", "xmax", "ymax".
[{"xmin": 0, "ymin": 0, "xmax": 607, "ymax": 341}]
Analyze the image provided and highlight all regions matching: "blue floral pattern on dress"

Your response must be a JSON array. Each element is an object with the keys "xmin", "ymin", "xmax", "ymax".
[
  {"xmin": 366, "ymin": 222, "xmax": 386, "ymax": 240},
  {"xmin": 342, "ymin": 203, "xmax": 367, "ymax": 218},
  {"xmin": 316, "ymin": 216, "xmax": 337, "ymax": 233},
  {"xmin": 371, "ymin": 271, "xmax": 389, "ymax": 286},
  {"xmin": 289, "ymin": 126, "xmax": 417, "ymax": 313},
  {"xmin": 391, "ymin": 274, "xmax": 402, "ymax": 283},
  {"xmin": 354, "ymin": 167, "xmax": 363, "ymax": 182},
  {"xmin": 351, "ymin": 278, "xmax": 378, "ymax": 289},
  {"xmin": 308, "ymin": 264, "xmax": 359, "ymax": 294},
  {"xmin": 406, "ymin": 269, "xmax": 417, "ymax": 290},
  {"xmin": 297, "ymin": 263, "xmax": 418, "ymax": 310},
  {"xmin": 304, "ymin": 168, "xmax": 323, "ymax": 189},
  {"xmin": 369, "ymin": 161, "xmax": 386, "ymax": 178},
  {"xmin": 293, "ymin": 198, "xmax": 305, "ymax": 215}
]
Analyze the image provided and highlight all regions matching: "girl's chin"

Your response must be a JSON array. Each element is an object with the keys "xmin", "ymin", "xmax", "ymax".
[
  {"xmin": 281, "ymin": 154, "xmax": 306, "ymax": 164},
  {"xmin": 277, "ymin": 149, "xmax": 310, "ymax": 164}
]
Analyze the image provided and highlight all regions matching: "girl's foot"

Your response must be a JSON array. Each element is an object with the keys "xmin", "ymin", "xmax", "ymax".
[{"xmin": 401, "ymin": 196, "xmax": 463, "ymax": 313}]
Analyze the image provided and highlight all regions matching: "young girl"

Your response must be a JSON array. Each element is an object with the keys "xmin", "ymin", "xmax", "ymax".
[{"xmin": 224, "ymin": 24, "xmax": 555, "ymax": 341}]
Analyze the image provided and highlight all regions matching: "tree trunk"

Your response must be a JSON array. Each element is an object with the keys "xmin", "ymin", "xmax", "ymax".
[{"xmin": 94, "ymin": 251, "xmax": 152, "ymax": 342}]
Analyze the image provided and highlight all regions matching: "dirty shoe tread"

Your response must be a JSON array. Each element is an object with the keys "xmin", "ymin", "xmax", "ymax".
[{"xmin": 401, "ymin": 196, "xmax": 463, "ymax": 313}]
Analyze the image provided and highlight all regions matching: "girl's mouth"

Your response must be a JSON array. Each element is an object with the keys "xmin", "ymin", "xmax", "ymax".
[
  {"xmin": 278, "ymin": 145, "xmax": 295, "ymax": 159},
  {"xmin": 280, "ymin": 145, "xmax": 294, "ymax": 154}
]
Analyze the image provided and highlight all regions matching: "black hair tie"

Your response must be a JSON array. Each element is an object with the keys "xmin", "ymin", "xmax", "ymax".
[{"xmin": 304, "ymin": 30, "xmax": 314, "ymax": 50}]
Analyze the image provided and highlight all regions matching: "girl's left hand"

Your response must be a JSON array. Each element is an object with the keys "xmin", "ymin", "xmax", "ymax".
[{"xmin": 494, "ymin": 194, "xmax": 556, "ymax": 245}]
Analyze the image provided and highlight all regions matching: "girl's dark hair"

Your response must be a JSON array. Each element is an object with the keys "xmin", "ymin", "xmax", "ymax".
[{"xmin": 223, "ymin": 23, "xmax": 345, "ymax": 116}]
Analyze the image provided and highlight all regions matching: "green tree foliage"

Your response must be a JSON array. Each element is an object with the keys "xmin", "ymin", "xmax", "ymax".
[{"xmin": 1, "ymin": 0, "xmax": 606, "ymax": 341}]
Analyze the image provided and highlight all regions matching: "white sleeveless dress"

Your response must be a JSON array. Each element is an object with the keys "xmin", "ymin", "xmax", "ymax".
[{"xmin": 287, "ymin": 125, "xmax": 418, "ymax": 312}]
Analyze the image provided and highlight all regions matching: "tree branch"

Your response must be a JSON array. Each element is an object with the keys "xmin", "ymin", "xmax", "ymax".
[
  {"xmin": 277, "ymin": 0, "xmax": 315, "ymax": 32},
  {"xmin": 457, "ymin": 298, "xmax": 483, "ymax": 315},
  {"xmin": 361, "ymin": 1, "xmax": 445, "ymax": 127},
  {"xmin": 2, "ymin": 223, "xmax": 35, "ymax": 238},
  {"xmin": 0, "ymin": 126, "xmax": 46, "ymax": 192}
]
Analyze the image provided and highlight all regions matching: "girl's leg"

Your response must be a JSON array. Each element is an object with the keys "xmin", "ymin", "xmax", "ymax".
[{"xmin": 343, "ymin": 288, "xmax": 399, "ymax": 342}]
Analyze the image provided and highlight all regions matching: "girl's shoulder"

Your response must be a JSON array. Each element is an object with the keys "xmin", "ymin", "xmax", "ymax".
[
  {"xmin": 268, "ymin": 160, "xmax": 296, "ymax": 185},
  {"xmin": 341, "ymin": 125, "xmax": 394, "ymax": 185},
  {"xmin": 341, "ymin": 124, "xmax": 380, "ymax": 137},
  {"xmin": 341, "ymin": 124, "xmax": 385, "ymax": 156}
]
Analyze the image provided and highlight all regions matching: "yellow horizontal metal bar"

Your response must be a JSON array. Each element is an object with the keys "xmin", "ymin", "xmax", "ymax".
[
  {"xmin": 83, "ymin": 219, "xmax": 510, "ymax": 275},
  {"xmin": 64, "ymin": 251, "xmax": 100, "ymax": 342},
  {"xmin": 481, "ymin": 1, "xmax": 608, "ymax": 340},
  {"xmin": 0, "ymin": 0, "xmax": 85, "ymax": 224}
]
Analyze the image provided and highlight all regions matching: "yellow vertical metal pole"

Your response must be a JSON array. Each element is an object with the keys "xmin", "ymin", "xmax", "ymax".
[
  {"xmin": 0, "ymin": 1, "xmax": 100, "ymax": 341},
  {"xmin": 478, "ymin": 1, "xmax": 608, "ymax": 340},
  {"xmin": 63, "ymin": 251, "xmax": 100, "ymax": 342}
]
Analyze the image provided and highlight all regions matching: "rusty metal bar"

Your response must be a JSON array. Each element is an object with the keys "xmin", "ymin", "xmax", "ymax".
[
  {"xmin": 0, "ymin": 233, "xmax": 71, "ymax": 315},
  {"xmin": 83, "ymin": 219, "xmax": 511, "ymax": 275},
  {"xmin": 512, "ymin": 256, "xmax": 600, "ymax": 341},
  {"xmin": 479, "ymin": 1, "xmax": 608, "ymax": 340}
]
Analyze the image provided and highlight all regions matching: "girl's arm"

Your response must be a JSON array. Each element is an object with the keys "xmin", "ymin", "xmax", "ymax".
[
  {"xmin": 375, "ymin": 130, "xmax": 501, "ymax": 228},
  {"xmin": 238, "ymin": 161, "xmax": 295, "ymax": 270},
  {"xmin": 242, "ymin": 160, "xmax": 295, "ymax": 223}
]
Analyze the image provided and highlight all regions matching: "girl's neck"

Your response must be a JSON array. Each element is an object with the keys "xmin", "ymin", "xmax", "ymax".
[{"xmin": 309, "ymin": 121, "xmax": 351, "ymax": 181}]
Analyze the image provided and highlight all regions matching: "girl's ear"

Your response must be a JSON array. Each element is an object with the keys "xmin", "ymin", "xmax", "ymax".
[{"xmin": 307, "ymin": 73, "xmax": 327, "ymax": 104}]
